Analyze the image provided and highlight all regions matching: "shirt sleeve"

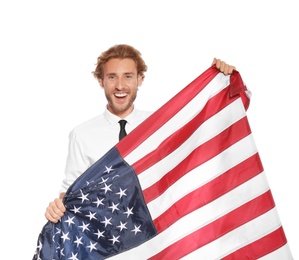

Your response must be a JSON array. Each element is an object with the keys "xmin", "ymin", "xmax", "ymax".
[{"xmin": 59, "ymin": 129, "xmax": 90, "ymax": 194}]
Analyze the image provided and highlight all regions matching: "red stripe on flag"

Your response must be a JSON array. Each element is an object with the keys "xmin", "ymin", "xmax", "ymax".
[
  {"xmin": 153, "ymin": 153, "xmax": 263, "ymax": 232},
  {"xmin": 149, "ymin": 190, "xmax": 275, "ymax": 260},
  {"xmin": 143, "ymin": 116, "xmax": 252, "ymax": 203},
  {"xmin": 222, "ymin": 227, "xmax": 287, "ymax": 260}
]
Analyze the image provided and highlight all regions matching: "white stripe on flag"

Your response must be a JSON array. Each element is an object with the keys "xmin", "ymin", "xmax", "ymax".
[{"xmin": 258, "ymin": 245, "xmax": 293, "ymax": 260}]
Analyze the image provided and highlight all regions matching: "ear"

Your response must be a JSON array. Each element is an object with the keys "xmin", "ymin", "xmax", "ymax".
[
  {"xmin": 137, "ymin": 75, "xmax": 143, "ymax": 87},
  {"xmin": 99, "ymin": 79, "xmax": 104, "ymax": 88}
]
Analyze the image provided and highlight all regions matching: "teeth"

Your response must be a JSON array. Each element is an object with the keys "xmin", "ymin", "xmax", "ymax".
[{"xmin": 115, "ymin": 93, "xmax": 126, "ymax": 97}]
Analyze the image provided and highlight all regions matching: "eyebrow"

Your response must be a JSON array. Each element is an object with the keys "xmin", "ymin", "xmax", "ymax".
[{"xmin": 105, "ymin": 72, "xmax": 135, "ymax": 77}]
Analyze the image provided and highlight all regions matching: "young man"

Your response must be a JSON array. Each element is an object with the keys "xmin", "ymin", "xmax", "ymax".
[{"xmin": 45, "ymin": 44, "xmax": 236, "ymax": 223}]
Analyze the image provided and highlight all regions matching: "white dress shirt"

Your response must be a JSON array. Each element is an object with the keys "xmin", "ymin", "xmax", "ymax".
[{"xmin": 60, "ymin": 107, "xmax": 152, "ymax": 193}]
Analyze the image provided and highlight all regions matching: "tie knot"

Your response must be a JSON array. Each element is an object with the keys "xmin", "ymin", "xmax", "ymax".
[{"xmin": 119, "ymin": 119, "xmax": 127, "ymax": 129}]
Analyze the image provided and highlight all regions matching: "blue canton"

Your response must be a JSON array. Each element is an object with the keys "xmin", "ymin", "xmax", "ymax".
[{"xmin": 33, "ymin": 147, "xmax": 157, "ymax": 260}]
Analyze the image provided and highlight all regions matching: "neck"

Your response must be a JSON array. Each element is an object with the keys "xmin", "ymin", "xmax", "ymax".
[{"xmin": 107, "ymin": 105, "xmax": 134, "ymax": 119}]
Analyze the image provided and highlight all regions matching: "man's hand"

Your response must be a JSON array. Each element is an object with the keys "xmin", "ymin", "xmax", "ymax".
[
  {"xmin": 45, "ymin": 193, "xmax": 66, "ymax": 223},
  {"xmin": 212, "ymin": 58, "xmax": 236, "ymax": 75}
]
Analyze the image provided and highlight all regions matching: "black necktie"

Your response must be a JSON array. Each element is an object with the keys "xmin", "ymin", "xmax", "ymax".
[{"xmin": 118, "ymin": 120, "xmax": 127, "ymax": 140}]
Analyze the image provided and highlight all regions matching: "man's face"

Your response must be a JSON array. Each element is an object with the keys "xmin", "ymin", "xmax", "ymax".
[{"xmin": 100, "ymin": 58, "xmax": 142, "ymax": 118}]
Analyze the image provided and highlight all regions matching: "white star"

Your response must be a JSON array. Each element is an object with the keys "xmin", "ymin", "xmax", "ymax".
[
  {"xmin": 112, "ymin": 174, "xmax": 120, "ymax": 180},
  {"xmin": 78, "ymin": 190, "xmax": 90, "ymax": 203},
  {"xmin": 99, "ymin": 177, "xmax": 109, "ymax": 184},
  {"xmin": 68, "ymin": 252, "xmax": 79, "ymax": 260},
  {"xmin": 101, "ymin": 183, "xmax": 112, "ymax": 194},
  {"xmin": 86, "ymin": 211, "xmax": 97, "ymax": 221},
  {"xmin": 123, "ymin": 207, "xmax": 134, "ymax": 218},
  {"xmin": 79, "ymin": 221, "xmax": 91, "ymax": 232},
  {"xmin": 37, "ymin": 240, "xmax": 42, "ymax": 251},
  {"xmin": 109, "ymin": 235, "xmax": 120, "ymax": 244},
  {"xmin": 64, "ymin": 216, "xmax": 75, "ymax": 226},
  {"xmin": 61, "ymin": 231, "xmax": 70, "ymax": 242},
  {"xmin": 53, "ymin": 227, "xmax": 62, "ymax": 242},
  {"xmin": 104, "ymin": 165, "xmax": 114, "ymax": 173},
  {"xmin": 70, "ymin": 205, "xmax": 82, "ymax": 214},
  {"xmin": 94, "ymin": 229, "xmax": 105, "ymax": 239},
  {"xmin": 73, "ymin": 236, "xmax": 83, "ymax": 248},
  {"xmin": 55, "ymin": 227, "xmax": 62, "ymax": 235},
  {"xmin": 60, "ymin": 248, "xmax": 65, "ymax": 256},
  {"xmin": 108, "ymin": 202, "xmax": 120, "ymax": 213},
  {"xmin": 93, "ymin": 197, "xmax": 105, "ymax": 207},
  {"xmin": 116, "ymin": 188, "xmax": 127, "ymax": 199},
  {"xmin": 131, "ymin": 225, "xmax": 142, "ymax": 235},
  {"xmin": 87, "ymin": 241, "xmax": 98, "ymax": 252},
  {"xmin": 101, "ymin": 216, "xmax": 112, "ymax": 227},
  {"xmin": 86, "ymin": 180, "xmax": 94, "ymax": 186},
  {"xmin": 117, "ymin": 221, "xmax": 128, "ymax": 231}
]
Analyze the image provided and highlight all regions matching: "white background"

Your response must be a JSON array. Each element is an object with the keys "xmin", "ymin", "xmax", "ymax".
[{"xmin": 1, "ymin": 1, "xmax": 298, "ymax": 259}]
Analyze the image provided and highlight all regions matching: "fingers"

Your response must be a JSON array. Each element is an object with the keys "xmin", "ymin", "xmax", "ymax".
[
  {"xmin": 45, "ymin": 198, "xmax": 66, "ymax": 223},
  {"xmin": 211, "ymin": 57, "xmax": 217, "ymax": 66},
  {"xmin": 212, "ymin": 58, "xmax": 236, "ymax": 75}
]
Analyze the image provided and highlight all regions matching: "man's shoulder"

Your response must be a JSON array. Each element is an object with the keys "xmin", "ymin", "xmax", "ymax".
[
  {"xmin": 134, "ymin": 109, "xmax": 153, "ymax": 118},
  {"xmin": 130, "ymin": 109, "xmax": 153, "ymax": 125},
  {"xmin": 70, "ymin": 114, "xmax": 106, "ymax": 134}
]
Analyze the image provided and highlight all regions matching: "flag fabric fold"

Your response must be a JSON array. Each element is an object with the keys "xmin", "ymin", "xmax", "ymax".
[{"xmin": 33, "ymin": 65, "xmax": 293, "ymax": 259}]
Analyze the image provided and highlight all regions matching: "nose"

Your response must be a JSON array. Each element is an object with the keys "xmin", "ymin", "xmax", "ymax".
[{"xmin": 115, "ymin": 78, "xmax": 125, "ymax": 90}]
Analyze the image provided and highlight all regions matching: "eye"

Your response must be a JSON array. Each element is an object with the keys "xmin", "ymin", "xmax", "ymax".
[
  {"xmin": 108, "ymin": 75, "xmax": 115, "ymax": 80},
  {"xmin": 125, "ymin": 74, "xmax": 135, "ymax": 79}
]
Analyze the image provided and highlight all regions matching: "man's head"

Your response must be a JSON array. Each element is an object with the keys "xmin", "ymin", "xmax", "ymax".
[{"xmin": 93, "ymin": 44, "xmax": 147, "ymax": 118}]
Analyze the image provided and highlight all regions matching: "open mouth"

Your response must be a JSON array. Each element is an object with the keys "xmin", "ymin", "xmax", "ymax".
[{"xmin": 115, "ymin": 93, "xmax": 127, "ymax": 98}]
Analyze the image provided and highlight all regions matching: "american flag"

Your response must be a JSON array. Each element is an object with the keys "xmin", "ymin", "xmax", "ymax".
[{"xmin": 33, "ymin": 65, "xmax": 293, "ymax": 259}]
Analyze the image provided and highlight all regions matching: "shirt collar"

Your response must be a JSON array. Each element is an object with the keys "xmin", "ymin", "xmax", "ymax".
[{"xmin": 103, "ymin": 106, "xmax": 137, "ymax": 126}]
